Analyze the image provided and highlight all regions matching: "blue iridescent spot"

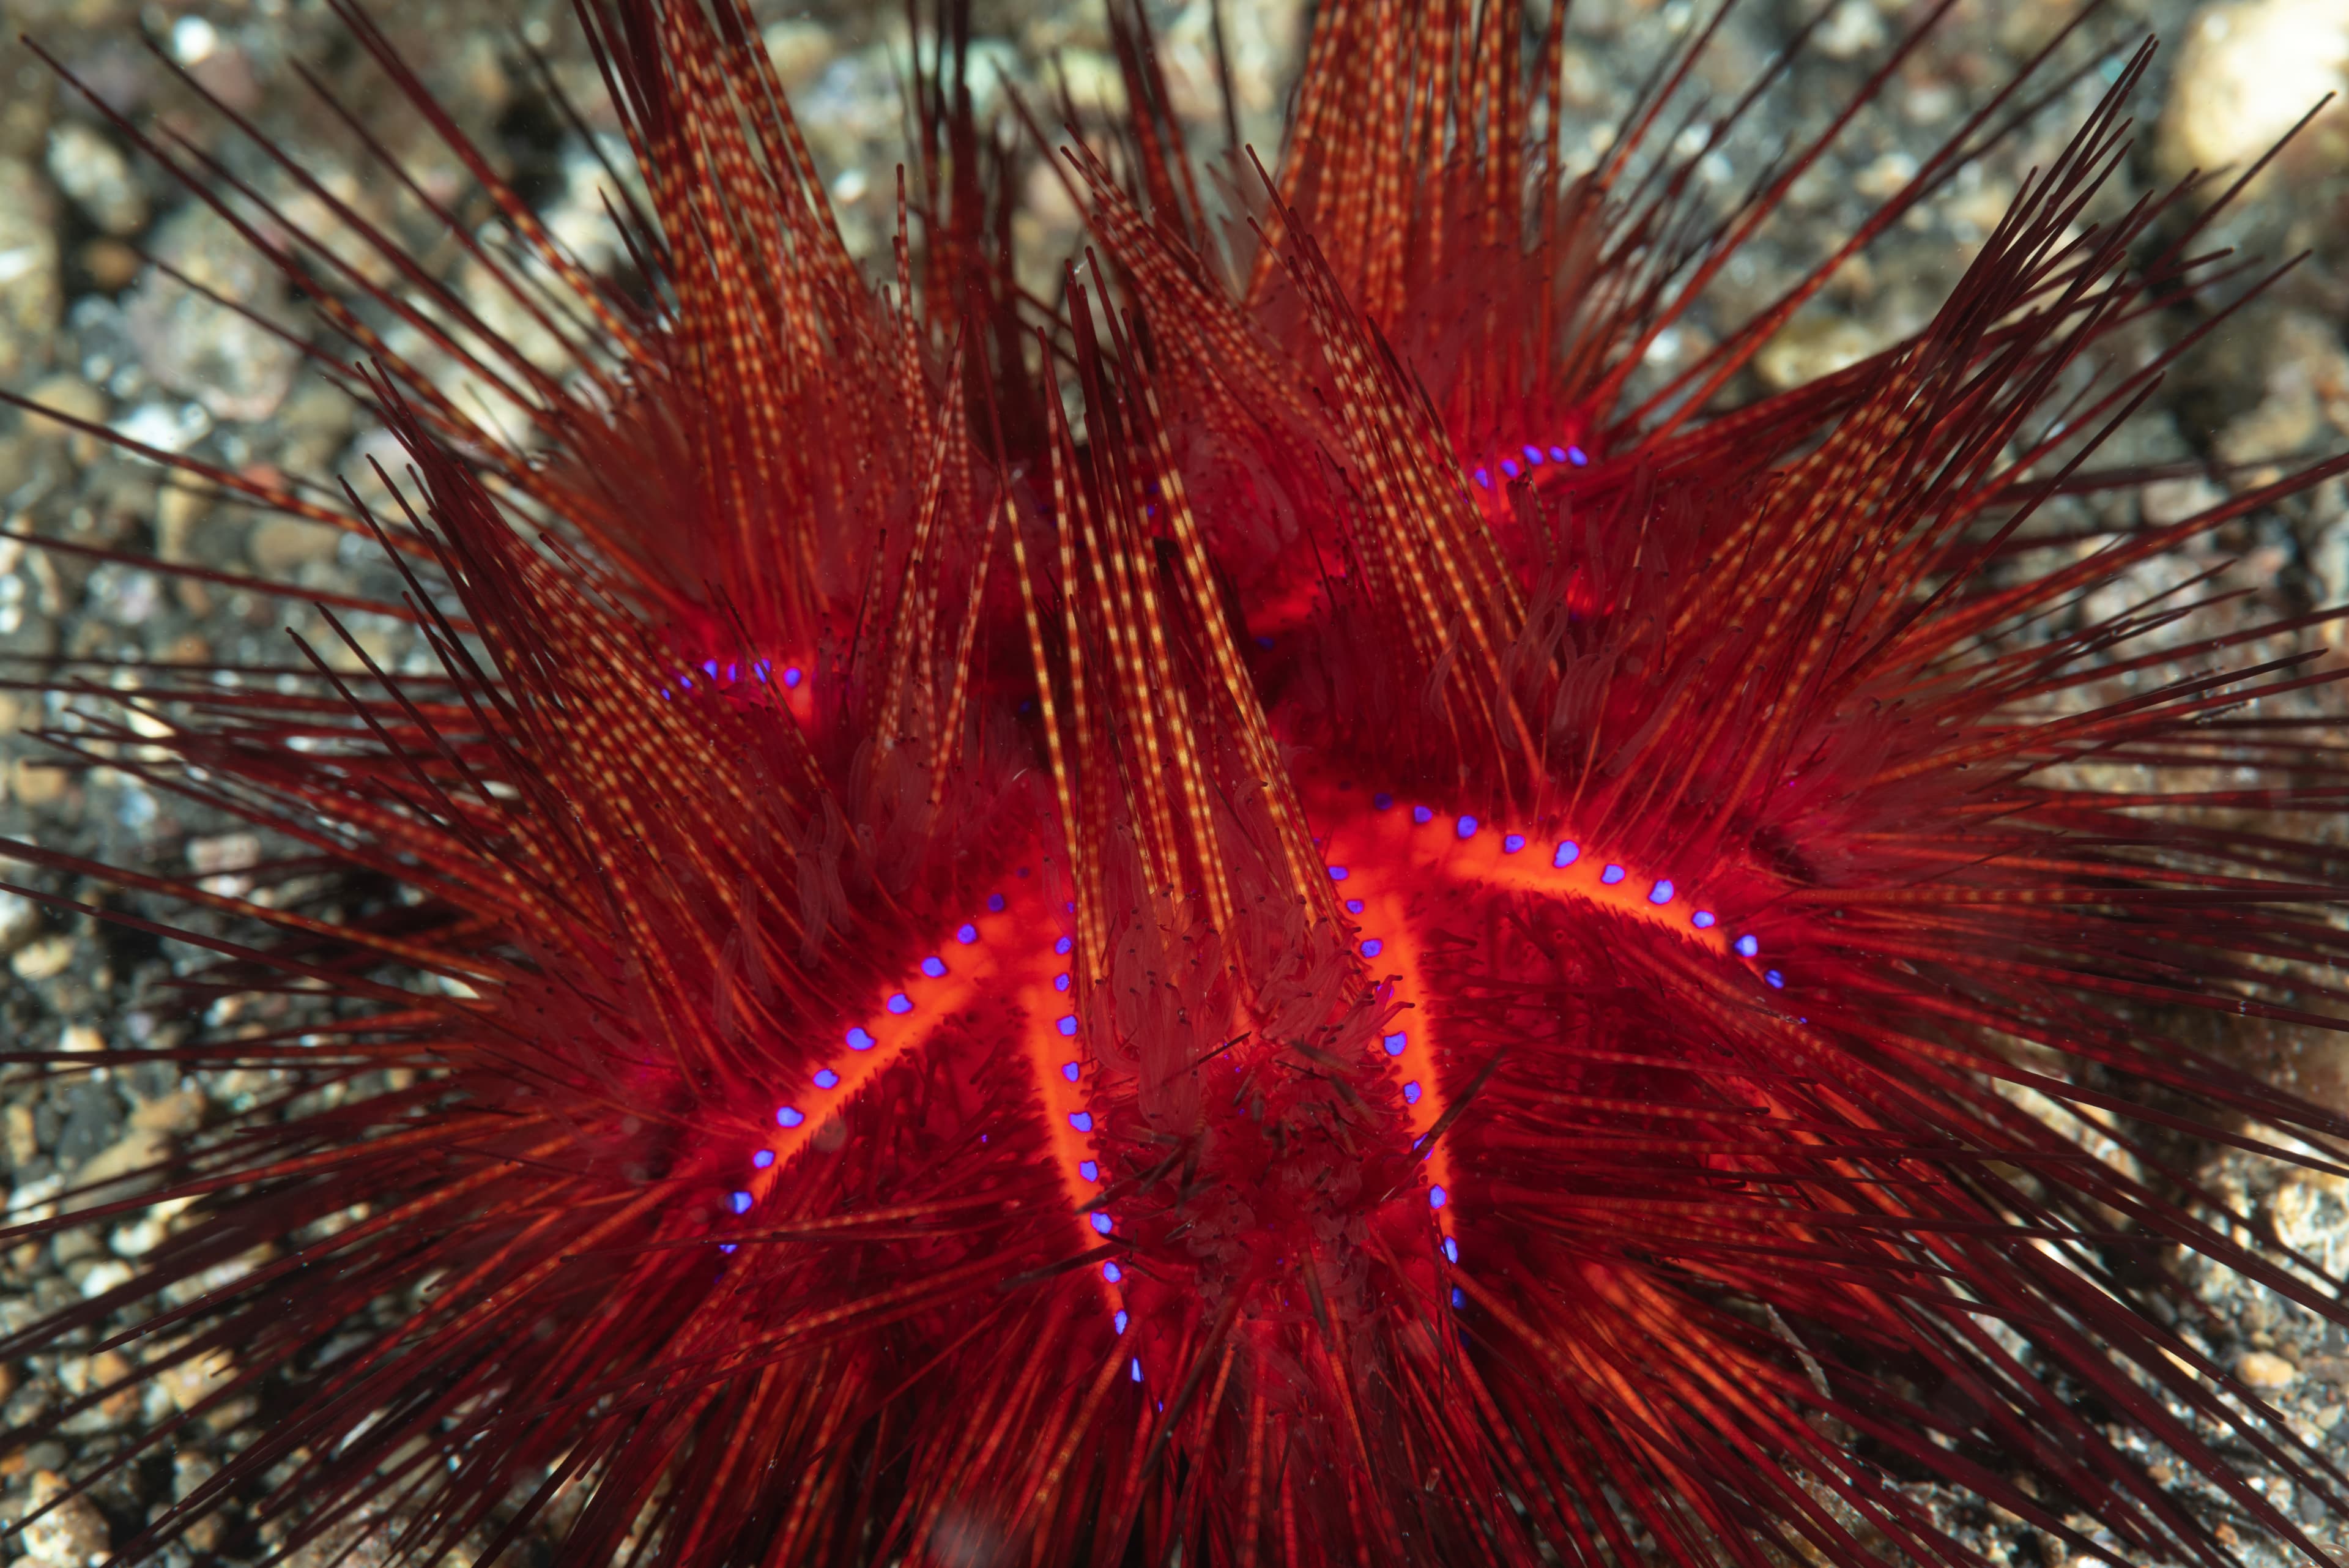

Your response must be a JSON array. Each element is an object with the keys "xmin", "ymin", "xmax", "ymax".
[
  {"xmin": 1501, "ymin": 458, "xmax": 1522, "ymax": 479},
  {"xmin": 1648, "ymin": 880, "xmax": 1674, "ymax": 905},
  {"xmin": 720, "ymin": 1243, "xmax": 737, "ymax": 1254},
  {"xmin": 729, "ymin": 1191, "xmax": 752, "ymax": 1215},
  {"xmin": 782, "ymin": 666, "xmax": 804, "ymax": 688},
  {"xmin": 846, "ymin": 1027, "xmax": 877, "ymax": 1051},
  {"xmin": 956, "ymin": 923, "xmax": 979, "ymax": 945},
  {"xmin": 814, "ymin": 1069, "xmax": 839, "ymax": 1088},
  {"xmin": 1055, "ymin": 973, "xmax": 1071, "ymax": 992},
  {"xmin": 1403, "ymin": 1081, "xmax": 1422, "ymax": 1104},
  {"xmin": 753, "ymin": 1150, "xmax": 775, "ymax": 1169},
  {"xmin": 1473, "ymin": 467, "xmax": 1491, "ymax": 489},
  {"xmin": 1091, "ymin": 1213, "xmax": 1113, "ymax": 1235},
  {"xmin": 1362, "ymin": 938, "xmax": 1384, "ymax": 957},
  {"xmin": 1452, "ymin": 1287, "xmax": 1466, "ymax": 1307},
  {"xmin": 1062, "ymin": 1062, "xmax": 1080, "ymax": 1083},
  {"xmin": 920, "ymin": 956, "xmax": 947, "ymax": 978},
  {"xmin": 1548, "ymin": 445, "xmax": 1569, "ymax": 462},
  {"xmin": 1765, "ymin": 970, "xmax": 1785, "ymax": 989},
  {"xmin": 1130, "ymin": 1357, "xmax": 1143, "ymax": 1383},
  {"xmin": 1442, "ymin": 1236, "xmax": 1459, "ymax": 1263},
  {"xmin": 1104, "ymin": 1261, "xmax": 1123, "ymax": 1282},
  {"xmin": 1735, "ymin": 935, "xmax": 1760, "ymax": 957},
  {"xmin": 1115, "ymin": 1310, "xmax": 1129, "ymax": 1334},
  {"xmin": 1056, "ymin": 935, "xmax": 1074, "ymax": 955},
  {"xmin": 1502, "ymin": 834, "xmax": 1525, "ymax": 854},
  {"xmin": 1600, "ymin": 864, "xmax": 1626, "ymax": 885},
  {"xmin": 679, "ymin": 674, "xmax": 692, "ymax": 688},
  {"xmin": 1382, "ymin": 1031, "xmax": 1408, "ymax": 1057},
  {"xmin": 1080, "ymin": 1160, "xmax": 1099, "ymax": 1182},
  {"xmin": 702, "ymin": 660, "xmax": 718, "ymax": 678},
  {"xmin": 1373, "ymin": 792, "xmax": 1393, "ymax": 811},
  {"xmin": 1412, "ymin": 805, "xmax": 1433, "ymax": 824},
  {"xmin": 776, "ymin": 1107, "xmax": 804, "ymax": 1128},
  {"xmin": 754, "ymin": 660, "xmax": 771, "ymax": 682},
  {"xmin": 1428, "ymin": 1186, "xmax": 1448, "ymax": 1210},
  {"xmin": 1567, "ymin": 445, "xmax": 1589, "ymax": 466},
  {"xmin": 1329, "ymin": 865, "xmax": 1349, "ymax": 881},
  {"xmin": 987, "ymin": 893, "xmax": 1006, "ymax": 913},
  {"xmin": 1070, "ymin": 1111, "xmax": 1094, "ymax": 1132},
  {"xmin": 660, "ymin": 688, "xmax": 672, "ymax": 700},
  {"xmin": 1456, "ymin": 815, "xmax": 1478, "ymax": 839},
  {"xmin": 1345, "ymin": 899, "xmax": 1364, "ymax": 915},
  {"xmin": 886, "ymin": 993, "xmax": 912, "ymax": 1014},
  {"xmin": 1058, "ymin": 1016, "xmax": 1079, "ymax": 1037},
  {"xmin": 1522, "ymin": 444, "xmax": 1544, "ymax": 465},
  {"xmin": 1553, "ymin": 841, "xmax": 1580, "ymax": 868},
  {"xmin": 1691, "ymin": 912, "xmax": 1715, "ymax": 930},
  {"xmin": 725, "ymin": 662, "xmax": 738, "ymax": 682}
]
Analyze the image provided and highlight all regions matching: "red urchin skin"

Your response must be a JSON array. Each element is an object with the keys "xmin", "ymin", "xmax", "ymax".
[{"xmin": 7, "ymin": 2, "xmax": 2349, "ymax": 1567}]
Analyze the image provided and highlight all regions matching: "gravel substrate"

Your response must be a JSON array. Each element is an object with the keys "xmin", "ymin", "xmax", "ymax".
[{"xmin": 0, "ymin": 0, "xmax": 2346, "ymax": 1564}]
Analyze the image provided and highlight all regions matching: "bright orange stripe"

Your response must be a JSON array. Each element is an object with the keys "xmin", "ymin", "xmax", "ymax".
[
  {"xmin": 1314, "ymin": 788, "xmax": 1757, "ymax": 1245},
  {"xmin": 727, "ymin": 885, "xmax": 1124, "ymax": 1319}
]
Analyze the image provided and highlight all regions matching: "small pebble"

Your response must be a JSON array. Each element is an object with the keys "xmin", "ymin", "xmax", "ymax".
[
  {"xmin": 0, "ymin": 891, "xmax": 38, "ymax": 956},
  {"xmin": 2156, "ymin": 0, "xmax": 2349, "ymax": 185},
  {"xmin": 9, "ymin": 936, "xmax": 73, "ymax": 983},
  {"xmin": 2239, "ymin": 1350, "xmax": 2301, "ymax": 1391},
  {"xmin": 44, "ymin": 123, "xmax": 146, "ymax": 237},
  {"xmin": 0, "ymin": 158, "xmax": 59, "ymax": 383},
  {"xmin": 17, "ymin": 1470, "xmax": 109, "ymax": 1568},
  {"xmin": 247, "ymin": 516, "xmax": 342, "ymax": 575}
]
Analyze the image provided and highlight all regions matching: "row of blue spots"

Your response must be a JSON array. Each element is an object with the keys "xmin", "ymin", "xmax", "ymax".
[
  {"xmin": 760, "ymin": 922, "xmax": 998, "ymax": 1180},
  {"xmin": 1056, "ymin": 995, "xmax": 1127, "ymax": 1316},
  {"xmin": 1369, "ymin": 796, "xmax": 1783, "ymax": 984},
  {"xmin": 660, "ymin": 658, "xmax": 805, "ymax": 702},
  {"xmin": 1471, "ymin": 443, "xmax": 1592, "ymax": 490}
]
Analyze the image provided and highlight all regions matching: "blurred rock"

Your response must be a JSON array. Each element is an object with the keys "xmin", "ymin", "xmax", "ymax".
[
  {"xmin": 2213, "ymin": 311, "xmax": 2349, "ymax": 467},
  {"xmin": 16, "ymin": 1471, "xmax": 108, "ymax": 1568},
  {"xmin": 10, "ymin": 936, "xmax": 73, "ymax": 981},
  {"xmin": 155, "ymin": 1348, "xmax": 233, "ymax": 1416},
  {"xmin": 0, "ymin": 891, "xmax": 37, "ymax": 956},
  {"xmin": 2157, "ymin": 0, "xmax": 2349, "ymax": 185},
  {"xmin": 43, "ymin": 123, "xmax": 144, "ymax": 238},
  {"xmin": 1816, "ymin": 0, "xmax": 1888, "ymax": 59},
  {"xmin": 2239, "ymin": 1350, "xmax": 2302, "ymax": 1391},
  {"xmin": 0, "ymin": 159, "xmax": 61, "ymax": 383},
  {"xmin": 60, "ymin": 1126, "xmax": 166, "ymax": 1215},
  {"xmin": 762, "ymin": 20, "xmax": 836, "ymax": 91},
  {"xmin": 1756, "ymin": 313, "xmax": 1874, "ymax": 390},
  {"xmin": 74, "ymin": 239, "xmax": 137, "ymax": 295},
  {"xmin": 248, "ymin": 516, "xmax": 342, "ymax": 576},
  {"xmin": 124, "ymin": 204, "xmax": 299, "ymax": 423},
  {"xmin": 17, "ymin": 375, "xmax": 106, "ymax": 466}
]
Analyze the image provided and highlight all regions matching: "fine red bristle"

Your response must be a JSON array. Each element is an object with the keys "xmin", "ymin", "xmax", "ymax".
[{"xmin": 3, "ymin": 1, "xmax": 2348, "ymax": 1566}]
